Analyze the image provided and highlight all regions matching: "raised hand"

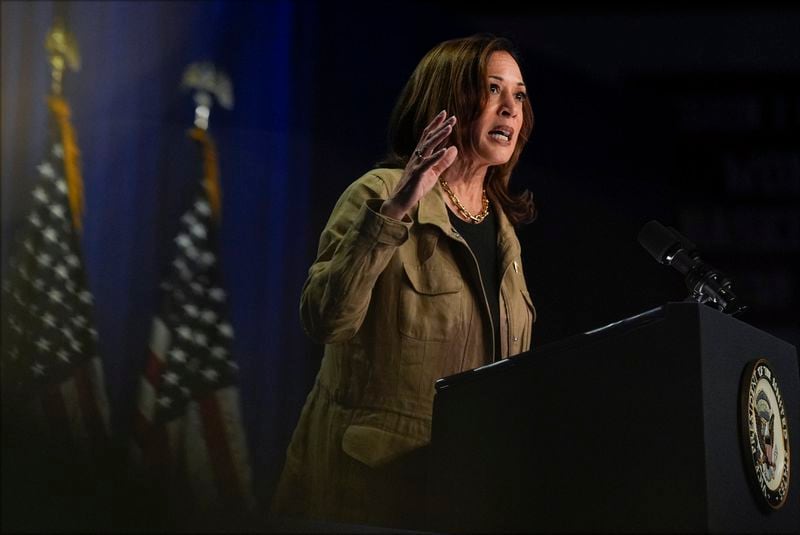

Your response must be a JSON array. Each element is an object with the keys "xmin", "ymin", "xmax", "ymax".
[{"xmin": 380, "ymin": 110, "xmax": 458, "ymax": 220}]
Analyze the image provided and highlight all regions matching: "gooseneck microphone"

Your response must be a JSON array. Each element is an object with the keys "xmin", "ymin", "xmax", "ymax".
[{"xmin": 638, "ymin": 220, "xmax": 747, "ymax": 315}]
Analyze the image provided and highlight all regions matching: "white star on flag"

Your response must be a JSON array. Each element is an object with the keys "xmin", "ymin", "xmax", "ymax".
[
  {"xmin": 42, "ymin": 227, "xmax": 58, "ymax": 242},
  {"xmin": 33, "ymin": 187, "xmax": 49, "ymax": 203}
]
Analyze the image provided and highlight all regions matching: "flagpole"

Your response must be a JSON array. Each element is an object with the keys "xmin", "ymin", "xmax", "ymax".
[
  {"xmin": 182, "ymin": 61, "xmax": 235, "ymax": 222},
  {"xmin": 45, "ymin": 18, "xmax": 84, "ymax": 233},
  {"xmin": 45, "ymin": 16, "xmax": 80, "ymax": 98}
]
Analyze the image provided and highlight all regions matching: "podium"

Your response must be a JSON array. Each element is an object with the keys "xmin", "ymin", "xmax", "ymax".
[{"xmin": 428, "ymin": 302, "xmax": 799, "ymax": 533}]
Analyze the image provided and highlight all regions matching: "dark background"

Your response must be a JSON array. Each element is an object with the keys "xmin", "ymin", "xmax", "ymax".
[{"xmin": 2, "ymin": 0, "xmax": 798, "ymax": 528}]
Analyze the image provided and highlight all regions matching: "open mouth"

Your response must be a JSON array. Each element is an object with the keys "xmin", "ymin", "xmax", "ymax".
[{"xmin": 489, "ymin": 126, "xmax": 513, "ymax": 143}]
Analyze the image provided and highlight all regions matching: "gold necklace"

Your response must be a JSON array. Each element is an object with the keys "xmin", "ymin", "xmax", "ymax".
[{"xmin": 438, "ymin": 178, "xmax": 490, "ymax": 224}]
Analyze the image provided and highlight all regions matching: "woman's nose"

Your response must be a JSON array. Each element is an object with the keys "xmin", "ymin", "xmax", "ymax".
[
  {"xmin": 499, "ymin": 92, "xmax": 517, "ymax": 117},
  {"xmin": 499, "ymin": 103, "xmax": 515, "ymax": 117}
]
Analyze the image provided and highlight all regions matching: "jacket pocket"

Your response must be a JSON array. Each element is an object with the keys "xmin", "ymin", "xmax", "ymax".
[
  {"xmin": 342, "ymin": 424, "xmax": 427, "ymax": 468},
  {"xmin": 398, "ymin": 263, "xmax": 463, "ymax": 341}
]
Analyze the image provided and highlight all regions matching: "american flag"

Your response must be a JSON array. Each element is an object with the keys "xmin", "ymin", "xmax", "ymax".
[
  {"xmin": 1, "ymin": 96, "xmax": 110, "ymax": 464},
  {"xmin": 131, "ymin": 128, "xmax": 254, "ymax": 514}
]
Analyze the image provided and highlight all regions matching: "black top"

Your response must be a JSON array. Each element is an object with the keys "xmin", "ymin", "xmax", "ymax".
[{"xmin": 447, "ymin": 204, "xmax": 501, "ymax": 360}]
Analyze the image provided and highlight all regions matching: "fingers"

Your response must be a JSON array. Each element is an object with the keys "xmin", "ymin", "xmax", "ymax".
[
  {"xmin": 420, "ymin": 110, "xmax": 447, "ymax": 140},
  {"xmin": 424, "ymin": 116, "xmax": 456, "ymax": 155},
  {"xmin": 418, "ymin": 145, "xmax": 458, "ymax": 176},
  {"xmin": 418, "ymin": 112, "xmax": 456, "ymax": 157}
]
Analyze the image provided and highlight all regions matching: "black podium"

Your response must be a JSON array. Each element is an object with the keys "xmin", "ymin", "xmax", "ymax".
[{"xmin": 429, "ymin": 302, "xmax": 799, "ymax": 533}]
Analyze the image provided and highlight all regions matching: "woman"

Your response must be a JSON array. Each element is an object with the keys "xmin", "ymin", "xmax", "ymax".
[{"xmin": 272, "ymin": 33, "xmax": 537, "ymax": 529}]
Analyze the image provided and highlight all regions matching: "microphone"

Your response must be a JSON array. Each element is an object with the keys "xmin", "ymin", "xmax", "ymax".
[{"xmin": 638, "ymin": 220, "xmax": 747, "ymax": 315}]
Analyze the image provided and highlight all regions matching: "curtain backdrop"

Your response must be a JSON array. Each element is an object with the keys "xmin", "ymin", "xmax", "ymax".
[{"xmin": 1, "ymin": 0, "xmax": 319, "ymax": 508}]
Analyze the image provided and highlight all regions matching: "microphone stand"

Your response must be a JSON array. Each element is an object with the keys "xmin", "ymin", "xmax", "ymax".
[
  {"xmin": 666, "ymin": 246, "xmax": 747, "ymax": 316},
  {"xmin": 638, "ymin": 220, "xmax": 747, "ymax": 316}
]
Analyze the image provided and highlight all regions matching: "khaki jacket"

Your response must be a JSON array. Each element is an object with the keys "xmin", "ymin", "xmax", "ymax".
[{"xmin": 273, "ymin": 168, "xmax": 535, "ymax": 525}]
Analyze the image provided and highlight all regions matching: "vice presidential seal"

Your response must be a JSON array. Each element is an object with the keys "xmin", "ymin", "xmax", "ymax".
[{"xmin": 740, "ymin": 359, "xmax": 791, "ymax": 510}]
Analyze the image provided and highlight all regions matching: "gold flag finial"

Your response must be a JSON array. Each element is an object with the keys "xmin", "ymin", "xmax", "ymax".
[
  {"xmin": 45, "ymin": 17, "xmax": 81, "ymax": 96},
  {"xmin": 181, "ymin": 62, "xmax": 234, "ymax": 130}
]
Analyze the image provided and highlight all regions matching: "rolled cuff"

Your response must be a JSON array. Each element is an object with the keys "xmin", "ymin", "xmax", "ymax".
[{"xmin": 357, "ymin": 198, "xmax": 412, "ymax": 245}]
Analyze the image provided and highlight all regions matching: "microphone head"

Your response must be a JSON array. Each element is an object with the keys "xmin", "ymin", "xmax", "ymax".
[{"xmin": 638, "ymin": 220, "xmax": 682, "ymax": 264}]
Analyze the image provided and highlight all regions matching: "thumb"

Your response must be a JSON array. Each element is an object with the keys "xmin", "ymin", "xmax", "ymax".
[{"xmin": 431, "ymin": 146, "xmax": 458, "ymax": 176}]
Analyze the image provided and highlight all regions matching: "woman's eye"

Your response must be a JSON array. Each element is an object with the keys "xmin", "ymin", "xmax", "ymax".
[
  {"xmin": 515, "ymin": 92, "xmax": 528, "ymax": 102},
  {"xmin": 489, "ymin": 84, "xmax": 500, "ymax": 94}
]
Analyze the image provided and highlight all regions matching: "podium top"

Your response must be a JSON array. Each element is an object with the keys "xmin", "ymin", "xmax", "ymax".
[
  {"xmin": 435, "ymin": 301, "xmax": 796, "ymax": 392},
  {"xmin": 435, "ymin": 304, "xmax": 669, "ymax": 392}
]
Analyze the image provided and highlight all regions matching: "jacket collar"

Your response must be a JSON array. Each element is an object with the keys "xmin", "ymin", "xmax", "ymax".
[{"xmin": 416, "ymin": 181, "xmax": 452, "ymax": 234}]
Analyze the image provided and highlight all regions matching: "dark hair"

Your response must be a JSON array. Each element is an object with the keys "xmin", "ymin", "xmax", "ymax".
[{"xmin": 377, "ymin": 33, "xmax": 536, "ymax": 226}]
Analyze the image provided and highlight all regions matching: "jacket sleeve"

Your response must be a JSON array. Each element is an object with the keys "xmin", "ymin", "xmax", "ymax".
[{"xmin": 300, "ymin": 172, "xmax": 411, "ymax": 344}]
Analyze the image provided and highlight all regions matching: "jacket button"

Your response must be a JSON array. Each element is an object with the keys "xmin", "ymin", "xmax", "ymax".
[{"xmin": 513, "ymin": 336, "xmax": 519, "ymax": 342}]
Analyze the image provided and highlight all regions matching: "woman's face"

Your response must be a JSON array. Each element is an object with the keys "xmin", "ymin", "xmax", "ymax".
[{"xmin": 470, "ymin": 51, "xmax": 527, "ymax": 167}]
